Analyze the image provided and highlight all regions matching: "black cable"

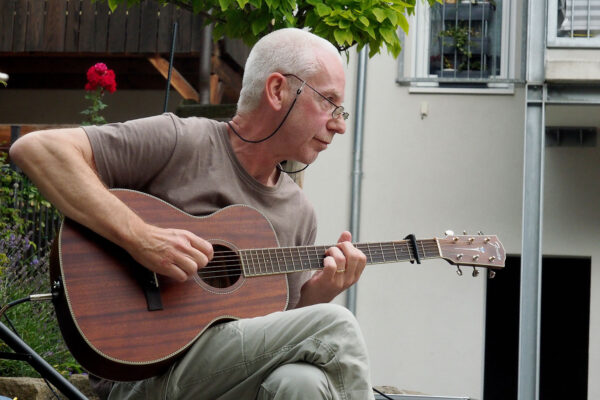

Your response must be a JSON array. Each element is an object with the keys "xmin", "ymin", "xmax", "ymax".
[
  {"xmin": 372, "ymin": 386, "xmax": 396, "ymax": 400},
  {"xmin": 227, "ymin": 85, "xmax": 303, "ymax": 144},
  {"xmin": 276, "ymin": 162, "xmax": 310, "ymax": 174}
]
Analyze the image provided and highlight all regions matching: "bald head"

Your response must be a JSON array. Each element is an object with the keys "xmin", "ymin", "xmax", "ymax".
[{"xmin": 237, "ymin": 28, "xmax": 342, "ymax": 115}]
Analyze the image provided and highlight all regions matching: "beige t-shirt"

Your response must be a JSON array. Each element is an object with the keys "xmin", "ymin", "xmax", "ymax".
[{"xmin": 84, "ymin": 113, "xmax": 316, "ymax": 308}]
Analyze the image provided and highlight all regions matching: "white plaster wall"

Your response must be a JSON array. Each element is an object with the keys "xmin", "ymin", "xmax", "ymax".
[
  {"xmin": 305, "ymin": 48, "xmax": 526, "ymax": 398},
  {"xmin": 305, "ymin": 50, "xmax": 600, "ymax": 399}
]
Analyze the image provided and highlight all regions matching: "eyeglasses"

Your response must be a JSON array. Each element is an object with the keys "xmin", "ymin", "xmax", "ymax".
[{"xmin": 283, "ymin": 74, "xmax": 349, "ymax": 121}]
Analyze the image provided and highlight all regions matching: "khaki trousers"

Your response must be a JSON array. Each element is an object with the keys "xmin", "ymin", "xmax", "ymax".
[{"xmin": 108, "ymin": 303, "xmax": 374, "ymax": 400}]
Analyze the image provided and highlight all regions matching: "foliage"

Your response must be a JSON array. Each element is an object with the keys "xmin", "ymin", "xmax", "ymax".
[
  {"xmin": 439, "ymin": 23, "xmax": 478, "ymax": 58},
  {"xmin": 0, "ymin": 154, "xmax": 54, "ymax": 235},
  {"xmin": 439, "ymin": 22, "xmax": 483, "ymax": 71},
  {"xmin": 103, "ymin": 0, "xmax": 440, "ymax": 58},
  {"xmin": 0, "ymin": 155, "xmax": 77, "ymax": 378},
  {"xmin": 81, "ymin": 63, "xmax": 117, "ymax": 126},
  {"xmin": 0, "ymin": 229, "xmax": 82, "ymax": 378}
]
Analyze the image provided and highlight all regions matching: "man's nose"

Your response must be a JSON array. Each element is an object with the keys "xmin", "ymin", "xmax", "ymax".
[{"xmin": 328, "ymin": 117, "xmax": 346, "ymax": 134}]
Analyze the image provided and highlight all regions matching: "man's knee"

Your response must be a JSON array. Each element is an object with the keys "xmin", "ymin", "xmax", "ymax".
[{"xmin": 259, "ymin": 363, "xmax": 331, "ymax": 400}]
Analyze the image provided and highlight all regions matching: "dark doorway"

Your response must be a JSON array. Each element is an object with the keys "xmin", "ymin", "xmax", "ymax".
[{"xmin": 483, "ymin": 255, "xmax": 591, "ymax": 400}]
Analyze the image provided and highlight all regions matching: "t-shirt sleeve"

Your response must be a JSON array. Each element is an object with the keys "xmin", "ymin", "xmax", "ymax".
[{"xmin": 83, "ymin": 113, "xmax": 178, "ymax": 189}]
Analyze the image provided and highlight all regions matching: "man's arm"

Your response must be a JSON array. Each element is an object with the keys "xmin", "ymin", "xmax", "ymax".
[
  {"xmin": 9, "ymin": 128, "xmax": 212, "ymax": 281},
  {"xmin": 295, "ymin": 231, "xmax": 366, "ymax": 307}
]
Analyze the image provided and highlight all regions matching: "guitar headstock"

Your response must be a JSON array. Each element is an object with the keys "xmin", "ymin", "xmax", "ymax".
[{"xmin": 437, "ymin": 232, "xmax": 505, "ymax": 270}]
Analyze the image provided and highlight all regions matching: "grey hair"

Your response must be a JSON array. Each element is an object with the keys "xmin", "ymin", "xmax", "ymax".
[{"xmin": 236, "ymin": 28, "xmax": 341, "ymax": 115}]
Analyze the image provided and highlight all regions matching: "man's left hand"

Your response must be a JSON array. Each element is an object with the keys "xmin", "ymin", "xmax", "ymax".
[{"xmin": 295, "ymin": 231, "xmax": 367, "ymax": 307}]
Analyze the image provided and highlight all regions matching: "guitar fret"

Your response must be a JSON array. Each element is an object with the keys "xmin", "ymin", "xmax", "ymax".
[
  {"xmin": 295, "ymin": 247, "xmax": 302, "ymax": 272},
  {"xmin": 258, "ymin": 249, "xmax": 267, "ymax": 275},
  {"xmin": 274, "ymin": 248, "xmax": 281, "ymax": 273},
  {"xmin": 405, "ymin": 242, "xmax": 413, "ymax": 263},
  {"xmin": 240, "ymin": 251, "xmax": 247, "ymax": 276},
  {"xmin": 379, "ymin": 243, "xmax": 386, "ymax": 262},
  {"xmin": 366, "ymin": 243, "xmax": 373, "ymax": 264}
]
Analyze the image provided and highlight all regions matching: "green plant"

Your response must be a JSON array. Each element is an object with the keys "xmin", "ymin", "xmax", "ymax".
[
  {"xmin": 0, "ymin": 154, "xmax": 54, "ymax": 235},
  {"xmin": 439, "ymin": 23, "xmax": 479, "ymax": 58},
  {"xmin": 0, "ymin": 155, "xmax": 78, "ymax": 378},
  {"xmin": 103, "ymin": 0, "xmax": 440, "ymax": 58},
  {"xmin": 81, "ymin": 63, "xmax": 117, "ymax": 126}
]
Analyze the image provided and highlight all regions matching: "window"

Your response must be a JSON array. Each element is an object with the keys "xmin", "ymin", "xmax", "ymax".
[
  {"xmin": 548, "ymin": 0, "xmax": 600, "ymax": 47},
  {"xmin": 403, "ymin": 0, "xmax": 516, "ymax": 90},
  {"xmin": 429, "ymin": 1, "xmax": 501, "ymax": 78}
]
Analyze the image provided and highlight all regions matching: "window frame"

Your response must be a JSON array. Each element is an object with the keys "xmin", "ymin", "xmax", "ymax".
[
  {"xmin": 547, "ymin": 0, "xmax": 600, "ymax": 48},
  {"xmin": 399, "ymin": 0, "xmax": 519, "ymax": 93}
]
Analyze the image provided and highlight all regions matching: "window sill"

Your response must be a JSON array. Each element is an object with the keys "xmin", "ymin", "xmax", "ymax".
[{"xmin": 407, "ymin": 84, "xmax": 516, "ymax": 95}]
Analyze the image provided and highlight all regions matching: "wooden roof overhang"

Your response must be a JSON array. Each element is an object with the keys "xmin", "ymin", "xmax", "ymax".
[{"xmin": 0, "ymin": 0, "xmax": 245, "ymax": 103}]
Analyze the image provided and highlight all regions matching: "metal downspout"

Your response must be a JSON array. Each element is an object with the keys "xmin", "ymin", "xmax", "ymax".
[
  {"xmin": 346, "ymin": 48, "xmax": 368, "ymax": 314},
  {"xmin": 519, "ymin": 0, "xmax": 546, "ymax": 398}
]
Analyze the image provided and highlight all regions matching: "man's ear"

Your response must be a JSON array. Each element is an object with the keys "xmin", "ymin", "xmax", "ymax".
[{"xmin": 264, "ymin": 73, "xmax": 287, "ymax": 111}]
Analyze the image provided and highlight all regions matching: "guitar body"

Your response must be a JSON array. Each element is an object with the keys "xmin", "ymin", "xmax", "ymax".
[{"xmin": 50, "ymin": 190, "xmax": 288, "ymax": 381}]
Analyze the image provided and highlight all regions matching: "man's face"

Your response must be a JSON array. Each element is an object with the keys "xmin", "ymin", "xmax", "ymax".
[{"xmin": 282, "ymin": 50, "xmax": 347, "ymax": 165}]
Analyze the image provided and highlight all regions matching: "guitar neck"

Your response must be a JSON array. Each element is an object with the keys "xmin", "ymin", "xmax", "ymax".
[{"xmin": 240, "ymin": 239, "xmax": 440, "ymax": 277}]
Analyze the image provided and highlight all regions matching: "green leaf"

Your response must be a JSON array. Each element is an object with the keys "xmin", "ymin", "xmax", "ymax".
[
  {"xmin": 333, "ymin": 29, "xmax": 352, "ymax": 46},
  {"xmin": 237, "ymin": 0, "xmax": 249, "ymax": 8},
  {"xmin": 397, "ymin": 12, "xmax": 409, "ymax": 34},
  {"xmin": 379, "ymin": 26, "xmax": 396, "ymax": 44},
  {"xmin": 371, "ymin": 8, "xmax": 385, "ymax": 23},
  {"xmin": 315, "ymin": 3, "xmax": 333, "ymax": 16},
  {"xmin": 219, "ymin": 0, "xmax": 233, "ymax": 11},
  {"xmin": 333, "ymin": 29, "xmax": 345, "ymax": 46},
  {"xmin": 384, "ymin": 9, "xmax": 397, "ymax": 25},
  {"xmin": 108, "ymin": 0, "xmax": 119, "ymax": 12},
  {"xmin": 251, "ymin": 13, "xmax": 271, "ymax": 35},
  {"xmin": 365, "ymin": 25, "xmax": 376, "ymax": 39},
  {"xmin": 338, "ymin": 19, "xmax": 351, "ymax": 29},
  {"xmin": 358, "ymin": 15, "xmax": 369, "ymax": 27},
  {"xmin": 192, "ymin": 0, "xmax": 205, "ymax": 14}
]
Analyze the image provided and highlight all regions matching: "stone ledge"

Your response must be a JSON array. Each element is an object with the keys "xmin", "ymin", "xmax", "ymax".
[{"xmin": 0, "ymin": 374, "xmax": 98, "ymax": 400}]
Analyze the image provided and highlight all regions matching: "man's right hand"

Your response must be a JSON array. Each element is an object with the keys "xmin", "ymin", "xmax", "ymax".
[{"xmin": 125, "ymin": 224, "xmax": 214, "ymax": 282}]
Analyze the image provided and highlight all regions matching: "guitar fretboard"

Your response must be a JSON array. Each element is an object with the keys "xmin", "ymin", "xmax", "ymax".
[{"xmin": 240, "ymin": 239, "xmax": 441, "ymax": 277}]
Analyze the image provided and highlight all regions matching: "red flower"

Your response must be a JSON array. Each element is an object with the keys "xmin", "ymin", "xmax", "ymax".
[{"xmin": 85, "ymin": 63, "xmax": 117, "ymax": 94}]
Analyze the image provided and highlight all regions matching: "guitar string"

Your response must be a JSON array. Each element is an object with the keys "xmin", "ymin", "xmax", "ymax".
[
  {"xmin": 176, "ymin": 239, "xmax": 482, "ymax": 276},
  {"xmin": 193, "ymin": 248, "xmax": 491, "ymax": 280},
  {"xmin": 202, "ymin": 241, "xmax": 441, "ymax": 262},
  {"xmin": 192, "ymin": 242, "xmax": 445, "ymax": 273},
  {"xmin": 193, "ymin": 245, "xmax": 442, "ymax": 273},
  {"xmin": 194, "ymin": 243, "xmax": 448, "ymax": 278},
  {"xmin": 193, "ymin": 254, "xmax": 453, "ymax": 280}
]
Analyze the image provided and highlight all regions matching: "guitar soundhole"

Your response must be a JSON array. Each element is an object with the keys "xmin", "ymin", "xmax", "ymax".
[{"xmin": 198, "ymin": 244, "xmax": 241, "ymax": 288}]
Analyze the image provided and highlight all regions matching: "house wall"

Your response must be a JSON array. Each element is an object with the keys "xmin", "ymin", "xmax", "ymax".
[
  {"xmin": 305, "ymin": 51, "xmax": 525, "ymax": 398},
  {"xmin": 304, "ymin": 53, "xmax": 600, "ymax": 399}
]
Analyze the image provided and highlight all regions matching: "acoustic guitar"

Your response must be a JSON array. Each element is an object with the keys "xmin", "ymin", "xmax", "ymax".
[{"xmin": 49, "ymin": 189, "xmax": 505, "ymax": 381}]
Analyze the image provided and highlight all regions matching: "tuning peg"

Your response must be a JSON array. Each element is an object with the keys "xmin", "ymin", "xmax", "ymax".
[
  {"xmin": 456, "ymin": 266, "xmax": 463, "ymax": 276},
  {"xmin": 472, "ymin": 267, "xmax": 479, "ymax": 277},
  {"xmin": 444, "ymin": 230, "xmax": 454, "ymax": 236},
  {"xmin": 488, "ymin": 270, "xmax": 496, "ymax": 279},
  {"xmin": 478, "ymin": 231, "xmax": 484, "ymax": 235},
  {"xmin": 463, "ymin": 230, "xmax": 468, "ymax": 235}
]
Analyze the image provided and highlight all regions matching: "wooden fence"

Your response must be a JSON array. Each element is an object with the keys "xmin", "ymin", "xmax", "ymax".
[{"xmin": 0, "ymin": 0, "xmax": 207, "ymax": 54}]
